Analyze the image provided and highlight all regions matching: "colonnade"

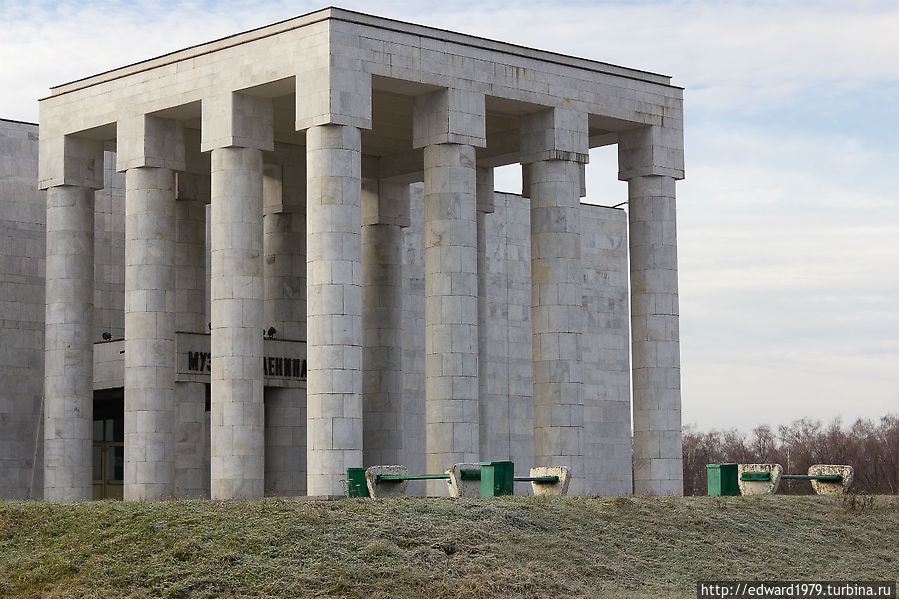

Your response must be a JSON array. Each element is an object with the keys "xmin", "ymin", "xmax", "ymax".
[{"xmin": 41, "ymin": 87, "xmax": 682, "ymax": 500}]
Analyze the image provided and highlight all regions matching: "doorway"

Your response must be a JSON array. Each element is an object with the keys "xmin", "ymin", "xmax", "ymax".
[{"xmin": 92, "ymin": 389, "xmax": 124, "ymax": 500}]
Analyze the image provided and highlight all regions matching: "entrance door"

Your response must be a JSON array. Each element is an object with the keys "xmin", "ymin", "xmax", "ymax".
[{"xmin": 92, "ymin": 389, "xmax": 124, "ymax": 500}]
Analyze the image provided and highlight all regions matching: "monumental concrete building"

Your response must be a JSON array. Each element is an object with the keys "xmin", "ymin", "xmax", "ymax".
[{"xmin": 0, "ymin": 7, "xmax": 685, "ymax": 501}]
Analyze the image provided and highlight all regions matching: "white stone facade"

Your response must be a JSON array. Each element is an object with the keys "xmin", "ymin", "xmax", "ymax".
[
  {"xmin": 0, "ymin": 7, "xmax": 686, "ymax": 500},
  {"xmin": 0, "ymin": 119, "xmax": 46, "ymax": 499}
]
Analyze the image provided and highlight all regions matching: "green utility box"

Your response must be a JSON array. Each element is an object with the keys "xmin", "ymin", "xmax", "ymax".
[
  {"xmin": 706, "ymin": 463, "xmax": 739, "ymax": 496},
  {"xmin": 346, "ymin": 467, "xmax": 370, "ymax": 498},
  {"xmin": 480, "ymin": 461, "xmax": 515, "ymax": 497}
]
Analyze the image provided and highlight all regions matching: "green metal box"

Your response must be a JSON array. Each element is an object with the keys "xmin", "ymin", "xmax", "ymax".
[
  {"xmin": 346, "ymin": 467, "xmax": 370, "ymax": 498},
  {"xmin": 706, "ymin": 463, "xmax": 739, "ymax": 496},
  {"xmin": 480, "ymin": 461, "xmax": 514, "ymax": 497}
]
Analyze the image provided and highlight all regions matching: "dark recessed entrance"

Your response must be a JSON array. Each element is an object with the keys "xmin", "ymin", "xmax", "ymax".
[{"xmin": 92, "ymin": 389, "xmax": 123, "ymax": 500}]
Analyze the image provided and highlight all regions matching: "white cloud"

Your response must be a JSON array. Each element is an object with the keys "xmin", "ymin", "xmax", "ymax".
[{"xmin": 0, "ymin": 0, "xmax": 895, "ymax": 431}]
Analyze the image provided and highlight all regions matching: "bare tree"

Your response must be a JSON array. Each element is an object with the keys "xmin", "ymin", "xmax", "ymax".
[{"xmin": 681, "ymin": 413, "xmax": 899, "ymax": 495}]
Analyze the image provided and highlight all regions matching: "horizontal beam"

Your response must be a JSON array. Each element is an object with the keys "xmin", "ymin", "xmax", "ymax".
[
  {"xmin": 514, "ymin": 476, "xmax": 560, "ymax": 484},
  {"xmin": 376, "ymin": 474, "xmax": 450, "ymax": 482},
  {"xmin": 740, "ymin": 472, "xmax": 842, "ymax": 482}
]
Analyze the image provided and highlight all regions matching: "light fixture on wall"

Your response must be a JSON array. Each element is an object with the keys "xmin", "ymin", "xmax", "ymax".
[
  {"xmin": 101, "ymin": 331, "xmax": 112, "ymax": 341},
  {"xmin": 266, "ymin": 327, "xmax": 277, "ymax": 339}
]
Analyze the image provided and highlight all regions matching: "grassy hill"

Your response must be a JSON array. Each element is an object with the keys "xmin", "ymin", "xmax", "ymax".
[{"xmin": 1, "ymin": 495, "xmax": 896, "ymax": 598}]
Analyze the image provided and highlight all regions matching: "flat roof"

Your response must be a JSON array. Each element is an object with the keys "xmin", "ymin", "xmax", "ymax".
[{"xmin": 48, "ymin": 6, "xmax": 676, "ymax": 98}]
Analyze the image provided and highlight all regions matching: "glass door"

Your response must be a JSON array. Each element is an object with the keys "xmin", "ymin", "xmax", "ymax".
[{"xmin": 92, "ymin": 390, "xmax": 124, "ymax": 500}]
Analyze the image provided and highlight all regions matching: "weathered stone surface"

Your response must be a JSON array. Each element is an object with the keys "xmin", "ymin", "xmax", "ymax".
[
  {"xmin": 626, "ymin": 174, "xmax": 683, "ymax": 497},
  {"xmin": 808, "ymin": 464, "xmax": 854, "ymax": 495},
  {"xmin": 365, "ymin": 465, "xmax": 408, "ymax": 498},
  {"xmin": 530, "ymin": 466, "xmax": 571, "ymax": 496},
  {"xmin": 421, "ymin": 143, "xmax": 480, "ymax": 496},
  {"xmin": 446, "ymin": 462, "xmax": 481, "ymax": 498},
  {"xmin": 305, "ymin": 124, "xmax": 364, "ymax": 497},
  {"xmin": 123, "ymin": 165, "xmax": 177, "ymax": 500},
  {"xmin": 209, "ymin": 146, "xmax": 266, "ymax": 500},
  {"xmin": 0, "ymin": 120, "xmax": 45, "ymax": 500},
  {"xmin": 738, "ymin": 463, "xmax": 783, "ymax": 496}
]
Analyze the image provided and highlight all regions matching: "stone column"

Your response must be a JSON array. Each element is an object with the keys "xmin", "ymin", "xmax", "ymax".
[
  {"xmin": 619, "ymin": 125, "xmax": 686, "ymax": 496},
  {"xmin": 475, "ymin": 167, "xmax": 496, "ymax": 460},
  {"xmin": 173, "ymin": 129, "xmax": 211, "ymax": 497},
  {"xmin": 362, "ymin": 179, "xmax": 410, "ymax": 467},
  {"xmin": 41, "ymin": 135, "xmax": 104, "ymax": 500},
  {"xmin": 117, "ymin": 116, "xmax": 186, "ymax": 500},
  {"xmin": 422, "ymin": 144, "xmax": 480, "ymax": 481},
  {"xmin": 413, "ymin": 89, "xmax": 486, "ymax": 493},
  {"xmin": 122, "ymin": 166, "xmax": 176, "ymax": 499},
  {"xmin": 202, "ymin": 93, "xmax": 273, "ymax": 499},
  {"xmin": 626, "ymin": 175, "xmax": 683, "ymax": 496},
  {"xmin": 305, "ymin": 124, "xmax": 363, "ymax": 496},
  {"xmin": 263, "ymin": 144, "xmax": 307, "ymax": 497},
  {"xmin": 521, "ymin": 108, "xmax": 589, "ymax": 492}
]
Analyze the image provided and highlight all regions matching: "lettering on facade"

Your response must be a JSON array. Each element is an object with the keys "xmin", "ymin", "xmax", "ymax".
[{"xmin": 185, "ymin": 351, "xmax": 306, "ymax": 380}]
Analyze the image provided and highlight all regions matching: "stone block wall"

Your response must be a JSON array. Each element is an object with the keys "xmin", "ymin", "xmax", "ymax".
[
  {"xmin": 582, "ymin": 205, "xmax": 632, "ymax": 495},
  {"xmin": 481, "ymin": 192, "xmax": 536, "ymax": 492},
  {"xmin": 0, "ymin": 119, "xmax": 45, "ymax": 499}
]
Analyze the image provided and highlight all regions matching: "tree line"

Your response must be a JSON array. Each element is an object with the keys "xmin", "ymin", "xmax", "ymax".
[{"xmin": 682, "ymin": 413, "xmax": 899, "ymax": 495}]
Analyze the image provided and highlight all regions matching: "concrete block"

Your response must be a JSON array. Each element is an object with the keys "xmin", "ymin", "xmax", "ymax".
[
  {"xmin": 738, "ymin": 463, "xmax": 782, "ymax": 496},
  {"xmin": 364, "ymin": 464, "xmax": 408, "ymax": 498},
  {"xmin": 446, "ymin": 462, "xmax": 480, "ymax": 498},
  {"xmin": 808, "ymin": 464, "xmax": 854, "ymax": 495},
  {"xmin": 530, "ymin": 466, "xmax": 571, "ymax": 496}
]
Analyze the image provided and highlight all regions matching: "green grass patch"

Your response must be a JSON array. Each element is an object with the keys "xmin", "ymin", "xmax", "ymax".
[{"xmin": 1, "ymin": 495, "xmax": 896, "ymax": 598}]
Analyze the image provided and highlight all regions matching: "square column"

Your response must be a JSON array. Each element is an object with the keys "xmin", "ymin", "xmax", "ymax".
[
  {"xmin": 41, "ymin": 135, "xmax": 104, "ymax": 500},
  {"xmin": 618, "ymin": 125, "xmax": 685, "ymax": 496},
  {"xmin": 362, "ymin": 179, "xmax": 410, "ymax": 467},
  {"xmin": 521, "ymin": 108, "xmax": 589, "ymax": 493},
  {"xmin": 305, "ymin": 124, "xmax": 364, "ymax": 496},
  {"xmin": 202, "ymin": 93, "xmax": 273, "ymax": 499}
]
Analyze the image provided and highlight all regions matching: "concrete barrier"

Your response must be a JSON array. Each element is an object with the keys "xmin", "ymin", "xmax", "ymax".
[
  {"xmin": 446, "ymin": 463, "xmax": 481, "ymax": 497},
  {"xmin": 529, "ymin": 466, "xmax": 570, "ymax": 496},
  {"xmin": 737, "ymin": 463, "xmax": 782, "ymax": 495},
  {"xmin": 346, "ymin": 461, "xmax": 571, "ymax": 498},
  {"xmin": 808, "ymin": 464, "xmax": 854, "ymax": 495},
  {"xmin": 364, "ymin": 465, "xmax": 409, "ymax": 498}
]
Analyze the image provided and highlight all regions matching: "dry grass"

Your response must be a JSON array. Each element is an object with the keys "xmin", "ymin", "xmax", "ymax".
[{"xmin": 1, "ymin": 495, "xmax": 896, "ymax": 598}]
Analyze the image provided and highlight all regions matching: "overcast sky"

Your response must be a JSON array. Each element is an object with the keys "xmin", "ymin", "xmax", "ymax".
[{"xmin": 1, "ymin": 0, "xmax": 897, "ymax": 432}]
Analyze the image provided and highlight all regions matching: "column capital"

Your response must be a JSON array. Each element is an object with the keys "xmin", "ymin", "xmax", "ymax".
[
  {"xmin": 519, "ymin": 107, "xmax": 589, "ymax": 166},
  {"xmin": 116, "ymin": 114, "xmax": 186, "ymax": 172},
  {"xmin": 413, "ymin": 88, "xmax": 486, "ymax": 149},
  {"xmin": 201, "ymin": 92, "xmax": 274, "ymax": 153},
  {"xmin": 38, "ymin": 135, "xmax": 104, "ymax": 190},
  {"xmin": 295, "ymin": 65, "xmax": 372, "ymax": 131},
  {"xmin": 617, "ymin": 125, "xmax": 685, "ymax": 181}
]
